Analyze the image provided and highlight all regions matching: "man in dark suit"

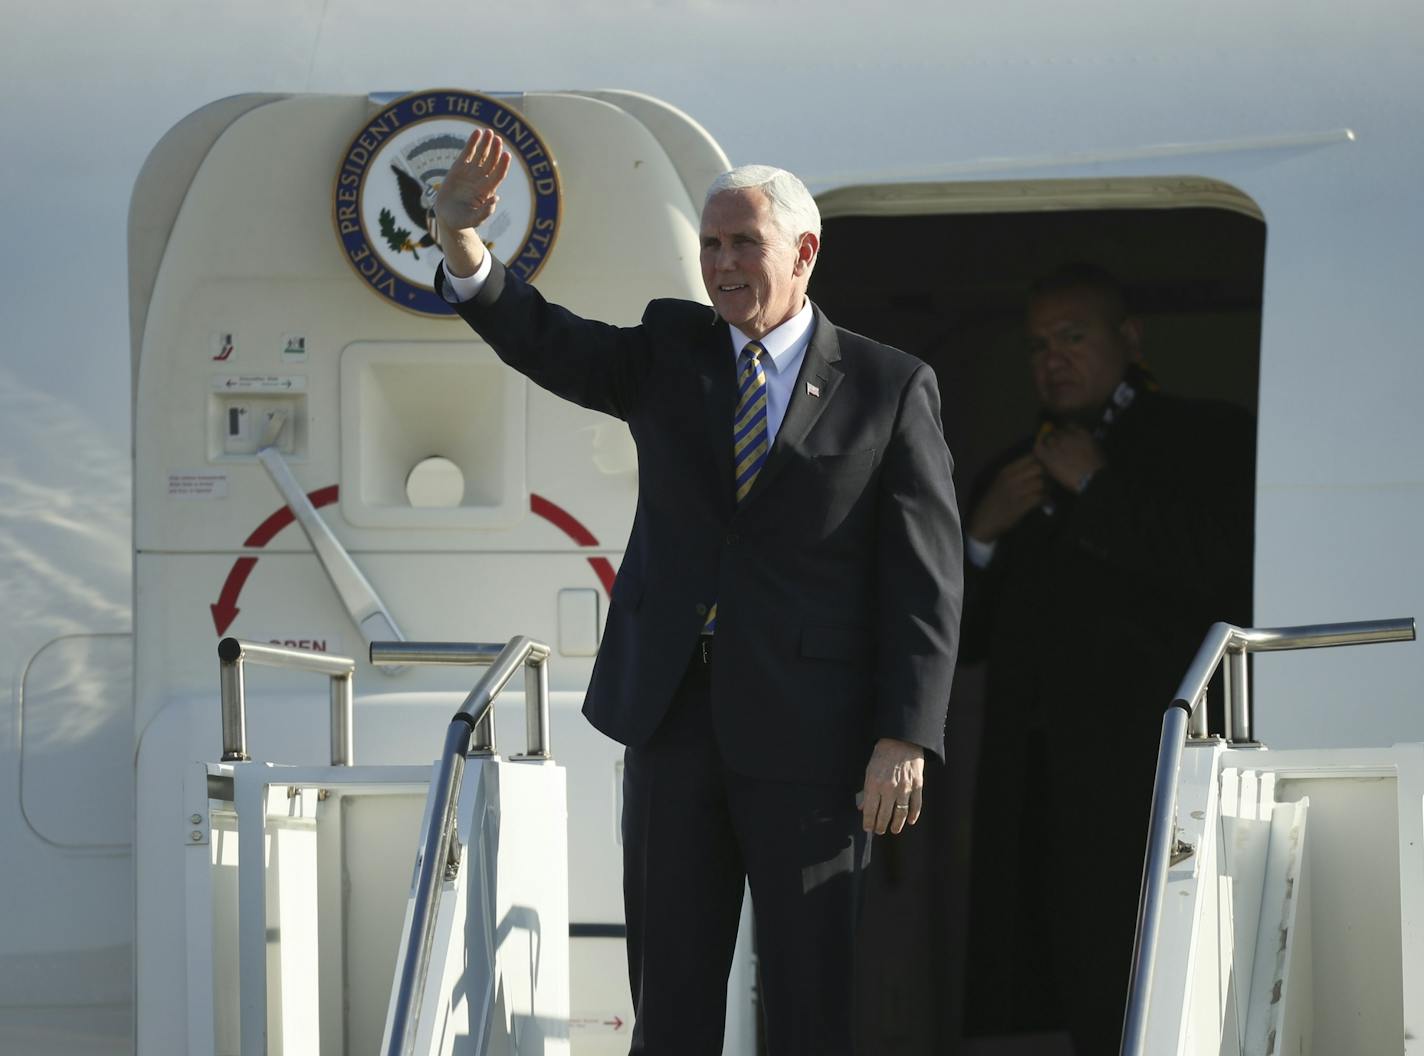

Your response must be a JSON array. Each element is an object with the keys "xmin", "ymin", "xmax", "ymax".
[
  {"xmin": 432, "ymin": 129, "xmax": 962, "ymax": 1054},
  {"xmin": 960, "ymin": 264, "xmax": 1254, "ymax": 1052}
]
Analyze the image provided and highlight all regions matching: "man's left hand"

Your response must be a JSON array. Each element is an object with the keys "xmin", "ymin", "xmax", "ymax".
[
  {"xmin": 1034, "ymin": 424, "xmax": 1106, "ymax": 492},
  {"xmin": 861, "ymin": 738, "xmax": 925, "ymax": 835}
]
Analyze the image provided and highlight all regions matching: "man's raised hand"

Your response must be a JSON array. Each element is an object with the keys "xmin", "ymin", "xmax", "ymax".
[{"xmin": 433, "ymin": 128, "xmax": 513, "ymax": 277}]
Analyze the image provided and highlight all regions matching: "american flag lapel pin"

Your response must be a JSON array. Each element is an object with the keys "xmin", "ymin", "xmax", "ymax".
[{"xmin": 806, "ymin": 381, "xmax": 821, "ymax": 398}]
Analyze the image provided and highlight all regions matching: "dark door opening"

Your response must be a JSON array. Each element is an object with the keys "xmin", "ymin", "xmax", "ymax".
[{"xmin": 810, "ymin": 195, "xmax": 1264, "ymax": 1055}]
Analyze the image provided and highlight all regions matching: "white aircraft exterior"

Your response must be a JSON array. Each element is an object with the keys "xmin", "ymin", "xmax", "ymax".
[{"xmin": 3, "ymin": 2, "xmax": 1423, "ymax": 1053}]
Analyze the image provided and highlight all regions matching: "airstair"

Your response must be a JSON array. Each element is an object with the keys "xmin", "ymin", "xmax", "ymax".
[
  {"xmin": 181, "ymin": 617, "xmax": 1424, "ymax": 1055},
  {"xmin": 188, "ymin": 634, "xmax": 569, "ymax": 1055},
  {"xmin": 1122, "ymin": 618, "xmax": 1424, "ymax": 1055}
]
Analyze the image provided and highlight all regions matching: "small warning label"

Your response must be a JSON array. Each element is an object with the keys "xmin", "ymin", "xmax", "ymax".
[
  {"xmin": 168, "ymin": 471, "xmax": 228, "ymax": 499},
  {"xmin": 211, "ymin": 330, "xmax": 236, "ymax": 362}
]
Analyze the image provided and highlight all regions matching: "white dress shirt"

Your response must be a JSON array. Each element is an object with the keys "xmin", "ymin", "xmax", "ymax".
[{"xmin": 443, "ymin": 257, "xmax": 815, "ymax": 445}]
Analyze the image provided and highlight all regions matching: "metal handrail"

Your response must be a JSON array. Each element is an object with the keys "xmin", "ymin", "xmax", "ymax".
[
  {"xmin": 370, "ymin": 640, "xmax": 553, "ymax": 758},
  {"xmin": 1120, "ymin": 616, "xmax": 1415, "ymax": 1056},
  {"xmin": 376, "ymin": 636, "xmax": 552, "ymax": 1056},
  {"xmin": 217, "ymin": 637, "xmax": 357, "ymax": 765}
]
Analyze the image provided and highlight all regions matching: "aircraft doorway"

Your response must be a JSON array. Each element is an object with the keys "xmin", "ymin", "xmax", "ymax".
[{"xmin": 809, "ymin": 180, "xmax": 1264, "ymax": 1055}]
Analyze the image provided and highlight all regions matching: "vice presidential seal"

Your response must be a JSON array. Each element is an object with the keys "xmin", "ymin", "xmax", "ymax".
[{"xmin": 334, "ymin": 89, "xmax": 562, "ymax": 317}]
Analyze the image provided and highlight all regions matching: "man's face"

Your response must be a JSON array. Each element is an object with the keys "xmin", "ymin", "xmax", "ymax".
[
  {"xmin": 1027, "ymin": 287, "xmax": 1141, "ymax": 418},
  {"xmin": 700, "ymin": 189, "xmax": 815, "ymax": 339}
]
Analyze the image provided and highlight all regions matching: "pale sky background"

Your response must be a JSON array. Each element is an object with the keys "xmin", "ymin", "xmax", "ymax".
[
  {"xmin": 0, "ymin": 0, "xmax": 1420, "ymax": 724},
  {"xmin": 4, "ymin": 0, "xmax": 1415, "ymax": 441}
]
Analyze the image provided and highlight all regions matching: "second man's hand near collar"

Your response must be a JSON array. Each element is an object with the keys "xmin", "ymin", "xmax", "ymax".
[
  {"xmin": 1034, "ymin": 424, "xmax": 1106, "ymax": 493},
  {"xmin": 966, "ymin": 452, "xmax": 1046, "ymax": 548},
  {"xmin": 964, "ymin": 424, "xmax": 1109, "ymax": 566}
]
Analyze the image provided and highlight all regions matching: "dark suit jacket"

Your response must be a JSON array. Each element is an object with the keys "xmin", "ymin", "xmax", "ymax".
[
  {"xmin": 961, "ymin": 390, "xmax": 1254, "ymax": 1038},
  {"xmin": 441, "ymin": 259, "xmax": 963, "ymax": 785},
  {"xmin": 961, "ymin": 390, "xmax": 1255, "ymax": 729}
]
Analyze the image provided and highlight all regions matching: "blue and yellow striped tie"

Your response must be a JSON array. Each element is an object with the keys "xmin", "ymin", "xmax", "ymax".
[{"xmin": 704, "ymin": 341, "xmax": 769, "ymax": 634}]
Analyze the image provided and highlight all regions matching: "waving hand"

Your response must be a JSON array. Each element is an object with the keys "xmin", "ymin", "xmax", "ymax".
[{"xmin": 433, "ymin": 128, "xmax": 513, "ymax": 277}]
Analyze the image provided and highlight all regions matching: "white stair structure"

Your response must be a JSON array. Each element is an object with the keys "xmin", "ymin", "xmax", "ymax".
[
  {"xmin": 1124, "ymin": 620, "xmax": 1424, "ymax": 1055},
  {"xmin": 185, "ymin": 635, "xmax": 568, "ymax": 1055},
  {"xmin": 374, "ymin": 638, "xmax": 568, "ymax": 1056}
]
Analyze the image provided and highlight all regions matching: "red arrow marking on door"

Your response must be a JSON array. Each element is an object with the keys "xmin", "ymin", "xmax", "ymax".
[
  {"xmin": 530, "ymin": 493, "xmax": 617, "ymax": 595},
  {"xmin": 243, "ymin": 484, "xmax": 340, "ymax": 546},
  {"xmin": 210, "ymin": 557, "xmax": 258, "ymax": 635},
  {"xmin": 210, "ymin": 485, "xmax": 341, "ymax": 635},
  {"xmin": 213, "ymin": 488, "xmax": 610, "ymax": 636}
]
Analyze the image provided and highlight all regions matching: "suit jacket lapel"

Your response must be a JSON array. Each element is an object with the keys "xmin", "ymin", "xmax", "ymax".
[{"xmin": 739, "ymin": 303, "xmax": 843, "ymax": 507}]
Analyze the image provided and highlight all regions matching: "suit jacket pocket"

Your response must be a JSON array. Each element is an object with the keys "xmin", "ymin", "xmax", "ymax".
[
  {"xmin": 800, "ymin": 623, "xmax": 871, "ymax": 663},
  {"xmin": 776, "ymin": 449, "xmax": 877, "ymax": 542},
  {"xmin": 811, "ymin": 448, "xmax": 876, "ymax": 477}
]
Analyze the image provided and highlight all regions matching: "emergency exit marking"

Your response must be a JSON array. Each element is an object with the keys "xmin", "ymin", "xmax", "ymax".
[
  {"xmin": 281, "ymin": 333, "xmax": 308, "ymax": 363},
  {"xmin": 168, "ymin": 471, "xmax": 228, "ymax": 499}
]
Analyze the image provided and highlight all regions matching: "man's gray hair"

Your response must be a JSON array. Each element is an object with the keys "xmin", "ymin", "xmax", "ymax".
[{"xmin": 705, "ymin": 165, "xmax": 822, "ymax": 243}]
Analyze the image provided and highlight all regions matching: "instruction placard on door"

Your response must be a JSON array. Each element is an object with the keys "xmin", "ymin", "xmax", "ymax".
[
  {"xmin": 211, "ymin": 375, "xmax": 308, "ymax": 392},
  {"xmin": 168, "ymin": 471, "xmax": 228, "ymax": 499}
]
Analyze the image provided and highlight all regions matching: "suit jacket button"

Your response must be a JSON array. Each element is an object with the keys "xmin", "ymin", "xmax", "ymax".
[{"xmin": 695, "ymin": 603, "xmax": 708, "ymax": 616}]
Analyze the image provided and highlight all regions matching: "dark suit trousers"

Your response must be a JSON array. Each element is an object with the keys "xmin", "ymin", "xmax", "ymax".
[{"xmin": 622, "ymin": 642, "xmax": 869, "ymax": 1055}]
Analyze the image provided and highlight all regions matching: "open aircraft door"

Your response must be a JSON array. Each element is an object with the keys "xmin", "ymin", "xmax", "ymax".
[{"xmin": 129, "ymin": 88, "xmax": 757, "ymax": 1054}]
